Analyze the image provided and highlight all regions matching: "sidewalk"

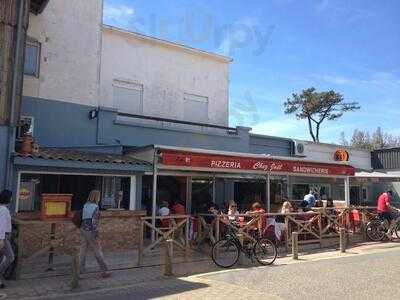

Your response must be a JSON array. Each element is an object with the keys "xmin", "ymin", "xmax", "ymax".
[{"xmin": 2, "ymin": 241, "xmax": 400, "ymax": 300}]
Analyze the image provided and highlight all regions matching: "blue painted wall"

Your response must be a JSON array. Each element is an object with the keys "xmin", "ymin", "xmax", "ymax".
[
  {"xmin": 97, "ymin": 107, "xmax": 252, "ymax": 153},
  {"xmin": 21, "ymin": 97, "xmax": 294, "ymax": 156},
  {"xmin": 0, "ymin": 126, "xmax": 8, "ymax": 190},
  {"xmin": 21, "ymin": 97, "xmax": 98, "ymax": 148},
  {"xmin": 249, "ymin": 134, "xmax": 293, "ymax": 156}
]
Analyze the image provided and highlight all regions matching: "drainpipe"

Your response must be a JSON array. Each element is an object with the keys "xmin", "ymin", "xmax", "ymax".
[{"xmin": 6, "ymin": 0, "xmax": 27, "ymax": 189}]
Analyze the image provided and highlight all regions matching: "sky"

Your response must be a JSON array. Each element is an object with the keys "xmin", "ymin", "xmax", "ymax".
[{"xmin": 103, "ymin": 0, "xmax": 400, "ymax": 143}]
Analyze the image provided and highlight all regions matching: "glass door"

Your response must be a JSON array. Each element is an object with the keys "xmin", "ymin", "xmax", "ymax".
[{"xmin": 191, "ymin": 178, "xmax": 214, "ymax": 214}]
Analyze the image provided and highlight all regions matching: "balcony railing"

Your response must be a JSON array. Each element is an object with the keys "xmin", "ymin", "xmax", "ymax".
[{"xmin": 117, "ymin": 112, "xmax": 238, "ymax": 134}]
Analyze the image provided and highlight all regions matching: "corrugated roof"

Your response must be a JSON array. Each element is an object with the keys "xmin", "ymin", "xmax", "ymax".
[{"xmin": 14, "ymin": 148, "xmax": 152, "ymax": 167}]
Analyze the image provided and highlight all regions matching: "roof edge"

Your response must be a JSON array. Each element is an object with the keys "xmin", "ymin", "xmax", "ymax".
[{"xmin": 102, "ymin": 24, "xmax": 233, "ymax": 63}]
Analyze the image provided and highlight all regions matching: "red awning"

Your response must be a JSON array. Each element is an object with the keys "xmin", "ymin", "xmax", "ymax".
[{"xmin": 160, "ymin": 150, "xmax": 355, "ymax": 177}]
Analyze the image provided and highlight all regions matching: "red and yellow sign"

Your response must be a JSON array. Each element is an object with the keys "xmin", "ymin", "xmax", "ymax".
[
  {"xmin": 334, "ymin": 149, "xmax": 350, "ymax": 162},
  {"xmin": 41, "ymin": 194, "xmax": 72, "ymax": 220},
  {"xmin": 161, "ymin": 151, "xmax": 355, "ymax": 176}
]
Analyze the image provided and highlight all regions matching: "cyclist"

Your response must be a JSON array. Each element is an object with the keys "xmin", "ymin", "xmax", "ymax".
[{"xmin": 377, "ymin": 190, "xmax": 400, "ymax": 239}]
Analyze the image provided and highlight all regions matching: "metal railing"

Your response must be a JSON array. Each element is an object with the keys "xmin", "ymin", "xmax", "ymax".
[{"xmin": 117, "ymin": 112, "xmax": 237, "ymax": 132}]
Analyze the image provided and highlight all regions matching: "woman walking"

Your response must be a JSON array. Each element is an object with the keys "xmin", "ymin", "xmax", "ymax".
[
  {"xmin": 79, "ymin": 190, "xmax": 110, "ymax": 278},
  {"xmin": 0, "ymin": 190, "xmax": 15, "ymax": 289}
]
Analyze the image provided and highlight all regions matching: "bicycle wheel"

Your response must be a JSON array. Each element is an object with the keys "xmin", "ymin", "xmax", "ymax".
[
  {"xmin": 212, "ymin": 239, "xmax": 240, "ymax": 268},
  {"xmin": 394, "ymin": 222, "xmax": 400, "ymax": 239},
  {"xmin": 366, "ymin": 220, "xmax": 386, "ymax": 241},
  {"xmin": 253, "ymin": 238, "xmax": 277, "ymax": 266}
]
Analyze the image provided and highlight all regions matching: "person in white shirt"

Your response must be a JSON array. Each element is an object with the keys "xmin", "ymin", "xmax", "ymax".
[
  {"xmin": 158, "ymin": 200, "xmax": 170, "ymax": 216},
  {"xmin": 0, "ymin": 190, "xmax": 14, "ymax": 289}
]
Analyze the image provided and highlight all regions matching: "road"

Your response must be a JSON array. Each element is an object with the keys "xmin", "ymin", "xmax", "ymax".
[{"xmin": 55, "ymin": 248, "xmax": 400, "ymax": 300}]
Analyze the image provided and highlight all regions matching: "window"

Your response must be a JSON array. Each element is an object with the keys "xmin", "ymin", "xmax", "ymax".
[
  {"xmin": 292, "ymin": 184, "xmax": 331, "ymax": 200},
  {"xmin": 17, "ymin": 116, "xmax": 34, "ymax": 138},
  {"xmin": 184, "ymin": 93, "xmax": 209, "ymax": 123},
  {"xmin": 113, "ymin": 80, "xmax": 143, "ymax": 114},
  {"xmin": 24, "ymin": 39, "xmax": 40, "ymax": 77},
  {"xmin": 101, "ymin": 177, "xmax": 122, "ymax": 209}
]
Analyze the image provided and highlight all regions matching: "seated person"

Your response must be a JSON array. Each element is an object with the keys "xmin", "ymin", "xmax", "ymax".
[
  {"xmin": 246, "ymin": 202, "xmax": 266, "ymax": 214},
  {"xmin": 298, "ymin": 200, "xmax": 311, "ymax": 212},
  {"xmin": 326, "ymin": 198, "xmax": 334, "ymax": 208},
  {"xmin": 158, "ymin": 200, "xmax": 171, "ymax": 228},
  {"xmin": 209, "ymin": 203, "xmax": 220, "ymax": 215},
  {"xmin": 281, "ymin": 200, "xmax": 293, "ymax": 214},
  {"xmin": 315, "ymin": 200, "xmax": 324, "ymax": 208},
  {"xmin": 203, "ymin": 202, "xmax": 219, "ymax": 224},
  {"xmin": 246, "ymin": 202, "xmax": 266, "ymax": 232},
  {"xmin": 227, "ymin": 200, "xmax": 240, "ymax": 222},
  {"xmin": 171, "ymin": 199, "xmax": 186, "ymax": 215},
  {"xmin": 304, "ymin": 190, "xmax": 316, "ymax": 208}
]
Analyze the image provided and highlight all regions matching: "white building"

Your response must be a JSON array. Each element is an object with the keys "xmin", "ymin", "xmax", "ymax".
[
  {"xmin": 22, "ymin": 0, "xmax": 231, "ymax": 126},
  {"xmin": 293, "ymin": 140, "xmax": 372, "ymax": 170}
]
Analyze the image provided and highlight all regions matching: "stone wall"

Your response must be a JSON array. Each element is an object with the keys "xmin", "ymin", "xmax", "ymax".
[{"xmin": 14, "ymin": 210, "xmax": 146, "ymax": 259}]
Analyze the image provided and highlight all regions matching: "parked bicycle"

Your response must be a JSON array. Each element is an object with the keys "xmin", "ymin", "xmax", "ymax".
[
  {"xmin": 365, "ymin": 214, "xmax": 400, "ymax": 241},
  {"xmin": 211, "ymin": 221, "xmax": 277, "ymax": 268}
]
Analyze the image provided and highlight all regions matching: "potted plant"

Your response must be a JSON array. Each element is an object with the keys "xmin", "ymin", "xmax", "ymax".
[{"xmin": 18, "ymin": 120, "xmax": 34, "ymax": 155}]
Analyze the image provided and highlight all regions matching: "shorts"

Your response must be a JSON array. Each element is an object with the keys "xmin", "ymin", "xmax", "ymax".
[{"xmin": 378, "ymin": 212, "xmax": 393, "ymax": 223}]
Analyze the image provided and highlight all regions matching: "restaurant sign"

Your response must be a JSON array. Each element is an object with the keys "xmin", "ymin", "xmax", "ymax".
[{"xmin": 161, "ymin": 151, "xmax": 355, "ymax": 176}]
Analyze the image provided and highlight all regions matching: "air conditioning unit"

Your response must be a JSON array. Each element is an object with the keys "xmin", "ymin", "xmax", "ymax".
[{"xmin": 293, "ymin": 140, "xmax": 306, "ymax": 157}]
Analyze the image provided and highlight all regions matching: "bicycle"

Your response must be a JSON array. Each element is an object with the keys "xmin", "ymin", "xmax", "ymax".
[
  {"xmin": 211, "ymin": 221, "xmax": 277, "ymax": 268},
  {"xmin": 365, "ymin": 213, "xmax": 400, "ymax": 242}
]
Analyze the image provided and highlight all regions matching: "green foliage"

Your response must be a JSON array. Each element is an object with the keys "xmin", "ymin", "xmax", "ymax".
[
  {"xmin": 284, "ymin": 87, "xmax": 360, "ymax": 142},
  {"xmin": 341, "ymin": 127, "xmax": 400, "ymax": 150}
]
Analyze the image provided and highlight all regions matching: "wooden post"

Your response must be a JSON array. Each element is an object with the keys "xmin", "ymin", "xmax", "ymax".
[
  {"xmin": 47, "ymin": 223, "xmax": 56, "ymax": 271},
  {"xmin": 361, "ymin": 210, "xmax": 367, "ymax": 241},
  {"xmin": 318, "ymin": 212, "xmax": 323, "ymax": 248},
  {"xmin": 15, "ymin": 223, "xmax": 24, "ymax": 280},
  {"xmin": 266, "ymin": 174, "xmax": 271, "ymax": 213},
  {"xmin": 292, "ymin": 232, "xmax": 299, "ymax": 260},
  {"xmin": 285, "ymin": 216, "xmax": 290, "ymax": 252},
  {"xmin": 151, "ymin": 154, "xmax": 158, "ymax": 243},
  {"xmin": 185, "ymin": 216, "xmax": 190, "ymax": 257},
  {"xmin": 137, "ymin": 219, "xmax": 144, "ymax": 266},
  {"xmin": 198, "ymin": 216, "xmax": 203, "ymax": 243},
  {"xmin": 70, "ymin": 248, "xmax": 79, "ymax": 289},
  {"xmin": 237, "ymin": 233, "xmax": 244, "ymax": 265},
  {"xmin": 163, "ymin": 239, "xmax": 174, "ymax": 276},
  {"xmin": 215, "ymin": 215, "xmax": 220, "ymax": 242},
  {"xmin": 340, "ymin": 228, "xmax": 346, "ymax": 253}
]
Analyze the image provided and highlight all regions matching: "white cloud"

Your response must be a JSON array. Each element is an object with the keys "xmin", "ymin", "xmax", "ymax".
[
  {"xmin": 318, "ymin": 75, "xmax": 355, "ymax": 85},
  {"xmin": 314, "ymin": 0, "xmax": 374, "ymax": 23},
  {"xmin": 216, "ymin": 17, "xmax": 259, "ymax": 56},
  {"xmin": 313, "ymin": 72, "xmax": 400, "ymax": 90},
  {"xmin": 250, "ymin": 116, "xmax": 352, "ymax": 143},
  {"xmin": 103, "ymin": 3, "xmax": 135, "ymax": 28},
  {"xmin": 250, "ymin": 117, "xmax": 309, "ymax": 139}
]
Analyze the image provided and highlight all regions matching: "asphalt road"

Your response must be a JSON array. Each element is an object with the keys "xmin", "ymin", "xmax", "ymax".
[{"xmin": 55, "ymin": 248, "xmax": 400, "ymax": 300}]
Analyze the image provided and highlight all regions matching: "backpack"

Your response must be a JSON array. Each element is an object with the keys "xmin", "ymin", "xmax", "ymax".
[{"xmin": 71, "ymin": 210, "xmax": 82, "ymax": 228}]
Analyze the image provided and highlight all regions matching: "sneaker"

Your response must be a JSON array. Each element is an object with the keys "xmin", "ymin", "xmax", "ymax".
[{"xmin": 101, "ymin": 272, "xmax": 111, "ymax": 278}]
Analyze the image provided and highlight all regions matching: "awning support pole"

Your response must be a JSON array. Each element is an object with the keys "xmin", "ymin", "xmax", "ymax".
[
  {"xmin": 344, "ymin": 176, "xmax": 350, "ymax": 207},
  {"xmin": 151, "ymin": 152, "xmax": 158, "ymax": 243},
  {"xmin": 266, "ymin": 173, "xmax": 271, "ymax": 213}
]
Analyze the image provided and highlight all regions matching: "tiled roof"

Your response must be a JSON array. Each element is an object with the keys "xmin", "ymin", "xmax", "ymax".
[{"xmin": 14, "ymin": 148, "xmax": 152, "ymax": 167}]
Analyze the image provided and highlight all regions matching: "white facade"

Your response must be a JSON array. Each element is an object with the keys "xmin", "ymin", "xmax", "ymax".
[
  {"xmin": 21, "ymin": 1, "xmax": 231, "ymax": 127},
  {"xmin": 294, "ymin": 140, "xmax": 372, "ymax": 170},
  {"xmin": 23, "ymin": 0, "xmax": 103, "ymax": 106},
  {"xmin": 99, "ymin": 26, "xmax": 230, "ymax": 126}
]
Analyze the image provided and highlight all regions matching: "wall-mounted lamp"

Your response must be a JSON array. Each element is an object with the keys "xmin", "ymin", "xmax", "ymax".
[{"xmin": 89, "ymin": 109, "xmax": 98, "ymax": 120}]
